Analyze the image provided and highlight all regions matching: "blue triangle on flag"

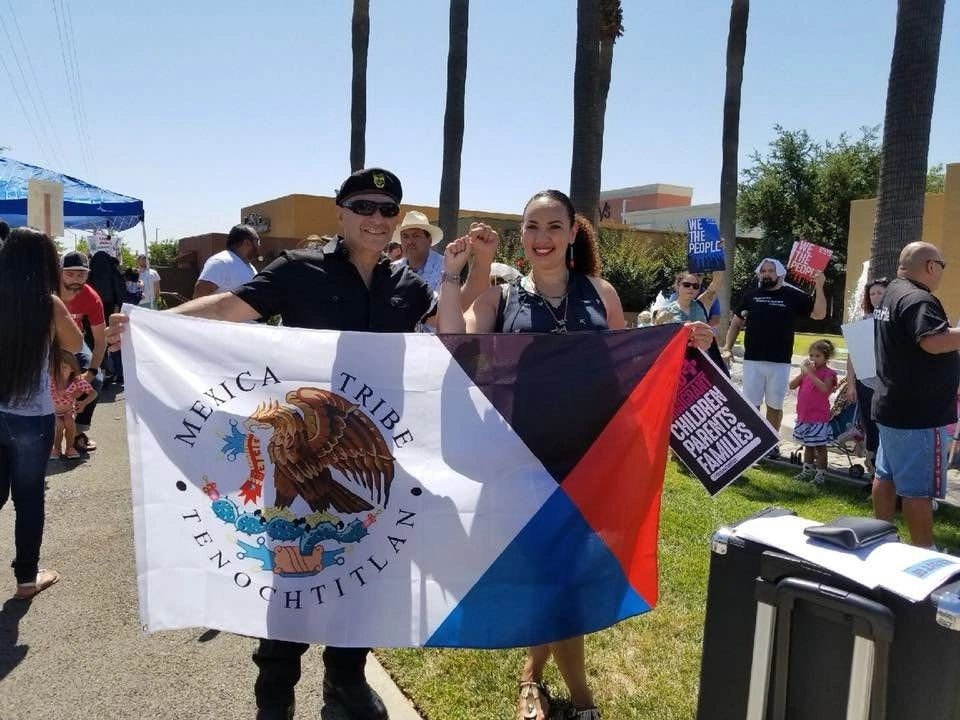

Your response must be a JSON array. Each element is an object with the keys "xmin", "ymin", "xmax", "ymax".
[{"xmin": 424, "ymin": 488, "xmax": 651, "ymax": 648}]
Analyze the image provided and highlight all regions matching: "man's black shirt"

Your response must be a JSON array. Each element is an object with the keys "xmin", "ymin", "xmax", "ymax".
[
  {"xmin": 873, "ymin": 277, "xmax": 959, "ymax": 429},
  {"xmin": 735, "ymin": 284, "xmax": 815, "ymax": 363},
  {"xmin": 232, "ymin": 241, "xmax": 434, "ymax": 332}
]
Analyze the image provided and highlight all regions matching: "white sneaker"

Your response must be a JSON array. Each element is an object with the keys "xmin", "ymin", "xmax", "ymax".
[
  {"xmin": 794, "ymin": 464, "xmax": 816, "ymax": 482},
  {"xmin": 811, "ymin": 470, "xmax": 826, "ymax": 486}
]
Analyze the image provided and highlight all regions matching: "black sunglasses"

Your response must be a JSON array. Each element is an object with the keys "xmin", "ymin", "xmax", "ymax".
[
  {"xmin": 341, "ymin": 199, "xmax": 401, "ymax": 218},
  {"xmin": 680, "ymin": 281, "xmax": 701, "ymax": 289},
  {"xmin": 929, "ymin": 259, "xmax": 947, "ymax": 269}
]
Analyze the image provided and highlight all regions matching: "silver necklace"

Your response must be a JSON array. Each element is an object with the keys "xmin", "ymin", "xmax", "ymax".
[
  {"xmin": 523, "ymin": 275, "xmax": 570, "ymax": 334},
  {"xmin": 541, "ymin": 295, "xmax": 569, "ymax": 334}
]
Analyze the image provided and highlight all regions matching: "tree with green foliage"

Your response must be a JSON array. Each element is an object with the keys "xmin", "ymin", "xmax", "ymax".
[
  {"xmin": 927, "ymin": 163, "xmax": 945, "ymax": 193},
  {"xmin": 738, "ymin": 126, "xmax": 881, "ymax": 329},
  {"xmin": 148, "ymin": 239, "xmax": 179, "ymax": 266},
  {"xmin": 738, "ymin": 125, "xmax": 946, "ymax": 328}
]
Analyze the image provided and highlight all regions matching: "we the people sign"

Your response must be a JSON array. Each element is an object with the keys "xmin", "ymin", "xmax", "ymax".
[
  {"xmin": 787, "ymin": 240, "xmax": 832, "ymax": 282},
  {"xmin": 687, "ymin": 218, "xmax": 725, "ymax": 272}
]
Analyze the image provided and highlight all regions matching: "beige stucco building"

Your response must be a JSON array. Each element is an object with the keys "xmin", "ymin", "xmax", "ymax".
[{"xmin": 845, "ymin": 162, "xmax": 960, "ymax": 321}]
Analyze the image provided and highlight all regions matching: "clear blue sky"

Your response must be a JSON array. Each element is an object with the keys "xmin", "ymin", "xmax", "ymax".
[{"xmin": 2, "ymin": 1, "xmax": 958, "ymax": 246}]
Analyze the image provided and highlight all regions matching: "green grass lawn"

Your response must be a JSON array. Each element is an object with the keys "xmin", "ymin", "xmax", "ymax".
[
  {"xmin": 736, "ymin": 331, "xmax": 847, "ymax": 359},
  {"xmin": 376, "ymin": 463, "xmax": 960, "ymax": 719}
]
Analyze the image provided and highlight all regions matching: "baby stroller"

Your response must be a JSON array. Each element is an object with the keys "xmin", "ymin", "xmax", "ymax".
[{"xmin": 828, "ymin": 377, "xmax": 867, "ymax": 479}]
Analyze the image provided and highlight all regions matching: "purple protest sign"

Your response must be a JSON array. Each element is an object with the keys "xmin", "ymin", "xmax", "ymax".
[{"xmin": 670, "ymin": 349, "xmax": 779, "ymax": 495}]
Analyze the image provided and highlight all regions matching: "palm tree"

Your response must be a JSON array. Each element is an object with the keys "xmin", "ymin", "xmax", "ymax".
[
  {"xmin": 719, "ymin": 0, "xmax": 749, "ymax": 333},
  {"xmin": 569, "ymin": 0, "xmax": 602, "ymax": 227},
  {"xmin": 569, "ymin": 0, "xmax": 623, "ymax": 229},
  {"xmin": 350, "ymin": 0, "xmax": 370, "ymax": 172},
  {"xmin": 870, "ymin": 0, "xmax": 946, "ymax": 279},
  {"xmin": 438, "ymin": 0, "xmax": 470, "ymax": 249}
]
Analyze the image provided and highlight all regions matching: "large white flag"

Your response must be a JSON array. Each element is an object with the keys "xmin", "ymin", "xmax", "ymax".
[{"xmin": 123, "ymin": 306, "xmax": 686, "ymax": 648}]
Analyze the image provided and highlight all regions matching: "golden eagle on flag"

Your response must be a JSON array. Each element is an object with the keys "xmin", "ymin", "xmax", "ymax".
[{"xmin": 243, "ymin": 388, "xmax": 395, "ymax": 513}]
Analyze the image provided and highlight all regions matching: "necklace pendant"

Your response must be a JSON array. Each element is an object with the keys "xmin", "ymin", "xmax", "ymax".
[{"xmin": 552, "ymin": 321, "xmax": 567, "ymax": 335}]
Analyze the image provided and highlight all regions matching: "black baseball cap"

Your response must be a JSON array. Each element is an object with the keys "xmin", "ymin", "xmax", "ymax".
[
  {"xmin": 62, "ymin": 251, "xmax": 89, "ymax": 270},
  {"xmin": 335, "ymin": 168, "xmax": 402, "ymax": 206}
]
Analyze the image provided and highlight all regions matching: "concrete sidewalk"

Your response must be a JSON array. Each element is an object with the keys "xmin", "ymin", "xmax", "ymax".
[{"xmin": 0, "ymin": 384, "xmax": 423, "ymax": 720}]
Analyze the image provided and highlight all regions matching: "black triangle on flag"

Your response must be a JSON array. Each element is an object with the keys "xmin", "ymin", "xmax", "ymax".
[{"xmin": 436, "ymin": 325, "xmax": 684, "ymax": 484}]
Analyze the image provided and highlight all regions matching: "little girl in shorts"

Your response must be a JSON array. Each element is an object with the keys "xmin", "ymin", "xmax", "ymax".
[
  {"xmin": 50, "ymin": 350, "xmax": 98, "ymax": 460},
  {"xmin": 790, "ymin": 339, "xmax": 838, "ymax": 485}
]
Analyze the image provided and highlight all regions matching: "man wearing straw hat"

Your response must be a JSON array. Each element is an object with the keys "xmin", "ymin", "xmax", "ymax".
[{"xmin": 391, "ymin": 210, "xmax": 445, "ymax": 291}]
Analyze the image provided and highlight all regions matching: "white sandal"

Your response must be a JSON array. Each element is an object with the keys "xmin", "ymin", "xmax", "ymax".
[
  {"xmin": 518, "ymin": 681, "xmax": 550, "ymax": 720},
  {"xmin": 14, "ymin": 568, "xmax": 60, "ymax": 600}
]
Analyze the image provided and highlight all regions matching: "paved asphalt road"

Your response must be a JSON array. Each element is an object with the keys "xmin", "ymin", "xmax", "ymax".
[{"xmin": 0, "ymin": 383, "xmax": 421, "ymax": 720}]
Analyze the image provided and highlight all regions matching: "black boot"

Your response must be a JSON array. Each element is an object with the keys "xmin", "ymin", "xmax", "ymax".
[
  {"xmin": 322, "ymin": 678, "xmax": 388, "ymax": 720},
  {"xmin": 255, "ymin": 703, "xmax": 294, "ymax": 720}
]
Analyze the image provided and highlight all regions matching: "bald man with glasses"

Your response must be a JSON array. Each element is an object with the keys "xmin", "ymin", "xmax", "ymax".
[{"xmin": 873, "ymin": 242, "xmax": 960, "ymax": 549}]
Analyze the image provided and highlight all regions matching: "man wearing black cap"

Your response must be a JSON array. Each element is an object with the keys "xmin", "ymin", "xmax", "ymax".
[
  {"xmin": 107, "ymin": 167, "xmax": 490, "ymax": 720},
  {"xmin": 60, "ymin": 250, "xmax": 107, "ymax": 453}
]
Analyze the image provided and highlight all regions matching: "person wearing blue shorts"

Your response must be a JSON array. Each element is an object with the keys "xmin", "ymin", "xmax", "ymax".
[{"xmin": 873, "ymin": 242, "xmax": 960, "ymax": 548}]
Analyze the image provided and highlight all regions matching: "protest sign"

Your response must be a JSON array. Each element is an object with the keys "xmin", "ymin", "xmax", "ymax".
[
  {"xmin": 787, "ymin": 239, "xmax": 832, "ymax": 283},
  {"xmin": 27, "ymin": 179, "xmax": 64, "ymax": 237},
  {"xmin": 687, "ymin": 217, "xmax": 725, "ymax": 272},
  {"xmin": 670, "ymin": 349, "xmax": 779, "ymax": 495},
  {"xmin": 841, "ymin": 318, "xmax": 876, "ymax": 380},
  {"xmin": 90, "ymin": 229, "xmax": 121, "ymax": 258}
]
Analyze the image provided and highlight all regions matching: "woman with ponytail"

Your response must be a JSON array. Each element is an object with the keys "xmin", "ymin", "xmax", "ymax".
[
  {"xmin": 437, "ymin": 190, "xmax": 714, "ymax": 720},
  {"xmin": 0, "ymin": 227, "xmax": 83, "ymax": 600}
]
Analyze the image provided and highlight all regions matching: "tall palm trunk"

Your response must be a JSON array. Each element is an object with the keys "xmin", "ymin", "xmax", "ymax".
[
  {"xmin": 870, "ymin": 0, "xmax": 945, "ymax": 279},
  {"xmin": 592, "ymin": 36, "xmax": 613, "ymax": 230},
  {"xmin": 719, "ymin": 0, "xmax": 749, "ymax": 334},
  {"xmin": 438, "ymin": 0, "xmax": 470, "ymax": 250},
  {"xmin": 570, "ymin": 0, "xmax": 622, "ymax": 230},
  {"xmin": 569, "ymin": 0, "xmax": 602, "ymax": 226},
  {"xmin": 350, "ymin": 0, "xmax": 370, "ymax": 172}
]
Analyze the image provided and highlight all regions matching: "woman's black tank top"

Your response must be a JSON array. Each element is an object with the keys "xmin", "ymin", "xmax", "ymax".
[{"xmin": 495, "ymin": 272, "xmax": 608, "ymax": 333}]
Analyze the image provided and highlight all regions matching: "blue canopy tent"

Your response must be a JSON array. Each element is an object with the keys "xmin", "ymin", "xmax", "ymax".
[{"xmin": 0, "ymin": 155, "xmax": 145, "ymax": 239}]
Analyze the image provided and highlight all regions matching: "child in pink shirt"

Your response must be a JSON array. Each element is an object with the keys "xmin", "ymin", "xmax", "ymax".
[
  {"xmin": 790, "ymin": 339, "xmax": 838, "ymax": 485},
  {"xmin": 50, "ymin": 351, "xmax": 97, "ymax": 460}
]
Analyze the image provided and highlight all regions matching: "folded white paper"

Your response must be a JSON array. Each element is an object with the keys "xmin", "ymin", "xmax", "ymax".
[{"xmin": 733, "ymin": 514, "xmax": 960, "ymax": 602}]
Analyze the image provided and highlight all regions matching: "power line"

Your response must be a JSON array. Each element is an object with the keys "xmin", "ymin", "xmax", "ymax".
[
  {"xmin": 62, "ymin": 0, "xmax": 95, "ymax": 178},
  {"xmin": 7, "ymin": 0, "xmax": 69, "ymax": 164},
  {"xmin": 51, "ymin": 0, "xmax": 90, "ymax": 176},
  {"xmin": 0, "ymin": 45, "xmax": 52, "ymax": 166},
  {"xmin": 1, "ymin": 4, "xmax": 67, "ymax": 167},
  {"xmin": 57, "ymin": 0, "xmax": 93, "ymax": 175}
]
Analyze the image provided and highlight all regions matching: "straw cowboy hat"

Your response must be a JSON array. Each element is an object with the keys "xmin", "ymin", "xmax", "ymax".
[{"xmin": 392, "ymin": 210, "xmax": 443, "ymax": 246}]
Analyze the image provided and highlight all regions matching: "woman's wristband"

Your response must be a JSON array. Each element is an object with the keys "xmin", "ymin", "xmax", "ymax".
[{"xmin": 440, "ymin": 271, "xmax": 461, "ymax": 286}]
